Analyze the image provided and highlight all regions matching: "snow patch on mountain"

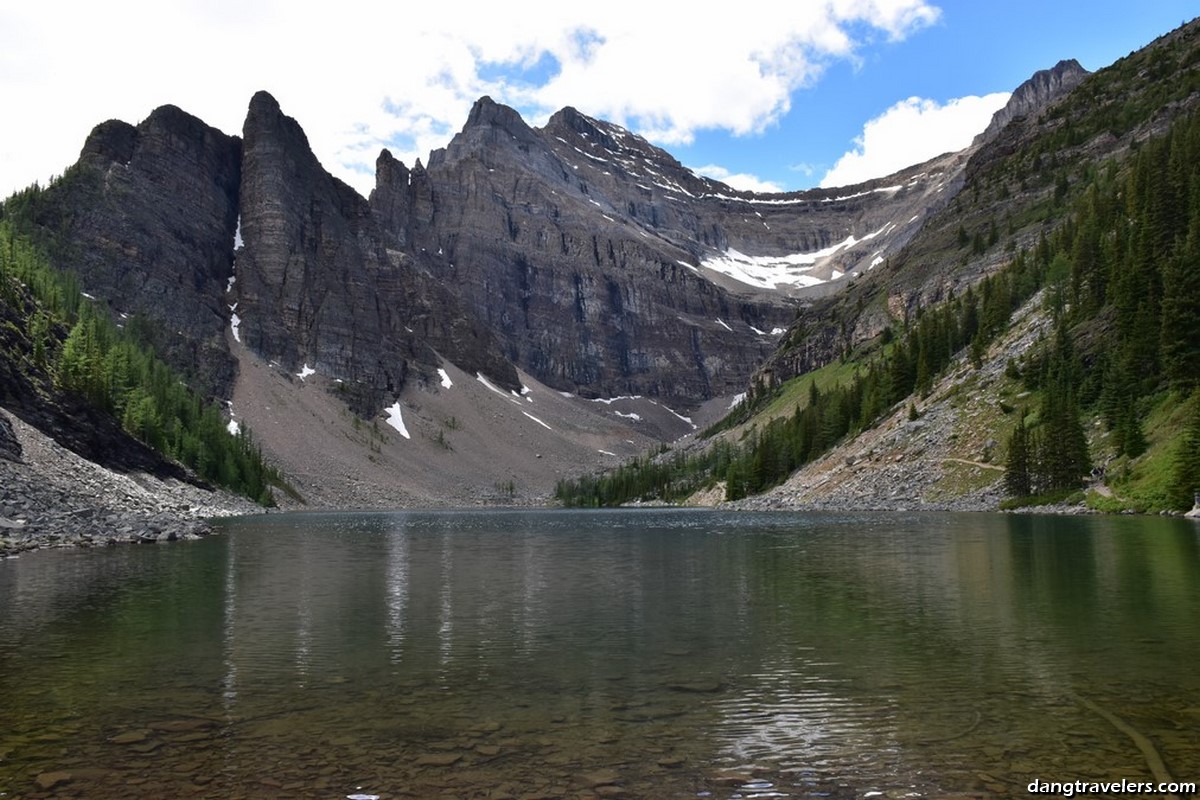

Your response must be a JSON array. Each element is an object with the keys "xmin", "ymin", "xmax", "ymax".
[
  {"xmin": 700, "ymin": 223, "xmax": 896, "ymax": 291},
  {"xmin": 384, "ymin": 402, "xmax": 411, "ymax": 439}
]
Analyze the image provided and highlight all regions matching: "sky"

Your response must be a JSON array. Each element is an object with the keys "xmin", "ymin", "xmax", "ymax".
[{"xmin": 0, "ymin": 1, "xmax": 1195, "ymax": 199}]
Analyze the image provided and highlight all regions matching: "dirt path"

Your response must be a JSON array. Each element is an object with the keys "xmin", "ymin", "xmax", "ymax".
[{"xmin": 943, "ymin": 457, "xmax": 1005, "ymax": 472}]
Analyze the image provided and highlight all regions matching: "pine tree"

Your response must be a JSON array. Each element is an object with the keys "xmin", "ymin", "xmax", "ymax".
[
  {"xmin": 1034, "ymin": 389, "xmax": 1090, "ymax": 493},
  {"xmin": 1005, "ymin": 410, "xmax": 1032, "ymax": 497},
  {"xmin": 1168, "ymin": 390, "xmax": 1200, "ymax": 511},
  {"xmin": 1160, "ymin": 209, "xmax": 1200, "ymax": 390}
]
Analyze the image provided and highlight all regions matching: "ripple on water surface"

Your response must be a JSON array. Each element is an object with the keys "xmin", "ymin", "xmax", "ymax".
[{"xmin": 1, "ymin": 509, "xmax": 1198, "ymax": 798}]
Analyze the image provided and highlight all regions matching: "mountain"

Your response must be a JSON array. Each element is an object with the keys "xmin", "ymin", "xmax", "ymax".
[
  {"xmin": 21, "ymin": 82, "xmax": 981, "ymax": 417},
  {"xmin": 373, "ymin": 96, "xmax": 961, "ymax": 405},
  {"xmin": 556, "ymin": 17, "xmax": 1200, "ymax": 513},
  {"xmin": 235, "ymin": 90, "xmax": 519, "ymax": 415},
  {"xmin": 16, "ymin": 105, "xmax": 242, "ymax": 398},
  {"xmin": 973, "ymin": 59, "xmax": 1090, "ymax": 145},
  {"xmin": 6, "ymin": 18, "xmax": 1196, "ymax": 508}
]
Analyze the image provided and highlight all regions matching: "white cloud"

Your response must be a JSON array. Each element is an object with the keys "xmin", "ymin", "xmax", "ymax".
[
  {"xmin": 820, "ymin": 92, "xmax": 1010, "ymax": 188},
  {"xmin": 0, "ymin": 0, "xmax": 940, "ymax": 199},
  {"xmin": 789, "ymin": 162, "xmax": 820, "ymax": 178},
  {"xmin": 692, "ymin": 165, "xmax": 784, "ymax": 194}
]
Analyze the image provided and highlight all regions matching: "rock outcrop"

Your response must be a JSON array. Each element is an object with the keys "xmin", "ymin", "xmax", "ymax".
[
  {"xmin": 0, "ymin": 412, "xmax": 19, "ymax": 462},
  {"xmin": 40, "ymin": 105, "xmax": 243, "ymax": 396},
  {"xmin": 372, "ymin": 97, "xmax": 955, "ymax": 406},
  {"xmin": 975, "ymin": 59, "xmax": 1090, "ymax": 145},
  {"xmin": 25, "ymin": 67, "xmax": 1089, "ymax": 424},
  {"xmin": 234, "ymin": 91, "xmax": 518, "ymax": 413}
]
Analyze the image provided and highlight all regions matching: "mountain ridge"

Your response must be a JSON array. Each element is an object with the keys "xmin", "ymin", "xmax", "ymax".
[{"xmin": 7, "ymin": 19, "xmax": 1195, "ymax": 510}]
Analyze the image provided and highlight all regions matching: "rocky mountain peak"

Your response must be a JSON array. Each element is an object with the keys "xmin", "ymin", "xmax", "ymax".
[
  {"xmin": 244, "ymin": 89, "xmax": 310, "ymax": 153},
  {"xmin": 465, "ymin": 95, "xmax": 518, "ymax": 128},
  {"xmin": 975, "ymin": 59, "xmax": 1090, "ymax": 145},
  {"xmin": 428, "ymin": 97, "xmax": 542, "ymax": 170},
  {"xmin": 542, "ymin": 105, "xmax": 686, "ymax": 174},
  {"xmin": 545, "ymin": 105, "xmax": 611, "ymax": 143},
  {"xmin": 80, "ymin": 119, "xmax": 138, "ymax": 165},
  {"xmin": 466, "ymin": 96, "xmax": 540, "ymax": 142},
  {"xmin": 375, "ymin": 148, "xmax": 408, "ymax": 186},
  {"xmin": 248, "ymin": 89, "xmax": 283, "ymax": 118}
]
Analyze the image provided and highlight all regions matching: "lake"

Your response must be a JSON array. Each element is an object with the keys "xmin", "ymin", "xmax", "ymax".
[{"xmin": 1, "ymin": 509, "xmax": 1198, "ymax": 798}]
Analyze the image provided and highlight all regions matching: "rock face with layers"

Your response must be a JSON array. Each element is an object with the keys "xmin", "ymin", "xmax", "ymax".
[
  {"xmin": 234, "ymin": 91, "xmax": 519, "ymax": 413},
  {"xmin": 371, "ymin": 97, "xmax": 958, "ymax": 406},
  {"xmin": 371, "ymin": 98, "xmax": 787, "ymax": 404},
  {"xmin": 29, "ymin": 79, "xmax": 1066, "ymax": 420},
  {"xmin": 37, "ymin": 105, "xmax": 242, "ymax": 396},
  {"xmin": 975, "ymin": 59, "xmax": 1090, "ymax": 145}
]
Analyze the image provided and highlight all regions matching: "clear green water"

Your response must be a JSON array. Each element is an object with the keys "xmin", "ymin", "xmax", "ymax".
[{"xmin": 1, "ymin": 510, "xmax": 1198, "ymax": 799}]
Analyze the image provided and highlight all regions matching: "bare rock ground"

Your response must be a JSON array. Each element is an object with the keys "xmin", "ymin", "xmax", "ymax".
[
  {"xmin": 226, "ymin": 335, "xmax": 715, "ymax": 509},
  {"xmin": 1, "ymin": 408, "xmax": 261, "ymax": 557}
]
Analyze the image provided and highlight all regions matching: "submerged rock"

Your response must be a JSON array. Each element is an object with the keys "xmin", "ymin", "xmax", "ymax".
[{"xmin": 35, "ymin": 771, "xmax": 73, "ymax": 790}]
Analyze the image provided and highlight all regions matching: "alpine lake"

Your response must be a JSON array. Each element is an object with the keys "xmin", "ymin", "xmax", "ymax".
[{"xmin": 1, "ymin": 509, "xmax": 1197, "ymax": 799}]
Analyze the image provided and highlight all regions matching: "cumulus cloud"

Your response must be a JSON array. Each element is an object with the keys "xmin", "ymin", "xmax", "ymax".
[
  {"xmin": 0, "ymin": 0, "xmax": 940, "ymax": 198},
  {"xmin": 692, "ymin": 165, "xmax": 784, "ymax": 194},
  {"xmin": 820, "ymin": 92, "xmax": 1010, "ymax": 188}
]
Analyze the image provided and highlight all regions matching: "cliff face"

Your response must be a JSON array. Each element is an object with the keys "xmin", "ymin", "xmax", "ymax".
[
  {"xmin": 32, "ymin": 91, "xmax": 520, "ymax": 416},
  {"xmin": 234, "ymin": 91, "xmax": 518, "ymax": 413},
  {"xmin": 370, "ymin": 97, "xmax": 957, "ymax": 406},
  {"xmin": 369, "ymin": 99, "xmax": 784, "ymax": 403},
  {"xmin": 24, "ymin": 53, "xmax": 1093, "ymax": 424},
  {"xmin": 37, "ymin": 105, "xmax": 242, "ymax": 395},
  {"xmin": 974, "ymin": 59, "xmax": 1090, "ymax": 145}
]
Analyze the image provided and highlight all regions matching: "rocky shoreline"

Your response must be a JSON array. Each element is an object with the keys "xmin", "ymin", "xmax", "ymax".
[{"xmin": 1, "ymin": 409, "xmax": 263, "ymax": 558}]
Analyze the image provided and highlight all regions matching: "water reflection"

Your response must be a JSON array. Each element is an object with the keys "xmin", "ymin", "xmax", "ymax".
[
  {"xmin": 0, "ymin": 510, "xmax": 1197, "ymax": 798},
  {"xmin": 383, "ymin": 522, "xmax": 408, "ymax": 663}
]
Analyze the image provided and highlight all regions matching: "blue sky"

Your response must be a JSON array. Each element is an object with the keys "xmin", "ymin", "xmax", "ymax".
[
  {"xmin": 682, "ymin": 0, "xmax": 1199, "ymax": 190},
  {"xmin": 0, "ymin": 1, "xmax": 1195, "ymax": 199}
]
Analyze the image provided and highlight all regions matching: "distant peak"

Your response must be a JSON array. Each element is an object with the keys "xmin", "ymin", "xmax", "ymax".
[
  {"xmin": 975, "ymin": 60, "xmax": 1090, "ymax": 146},
  {"xmin": 546, "ymin": 105, "xmax": 603, "ymax": 136},
  {"xmin": 1017, "ymin": 59, "xmax": 1090, "ymax": 98},
  {"xmin": 547, "ymin": 105, "xmax": 589, "ymax": 126},
  {"xmin": 248, "ymin": 90, "xmax": 282, "ymax": 117},
  {"xmin": 1048, "ymin": 58, "xmax": 1087, "ymax": 77},
  {"xmin": 464, "ymin": 96, "xmax": 527, "ymax": 132},
  {"xmin": 81, "ymin": 118, "xmax": 138, "ymax": 164},
  {"xmin": 544, "ymin": 105, "xmax": 626, "ymax": 152}
]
